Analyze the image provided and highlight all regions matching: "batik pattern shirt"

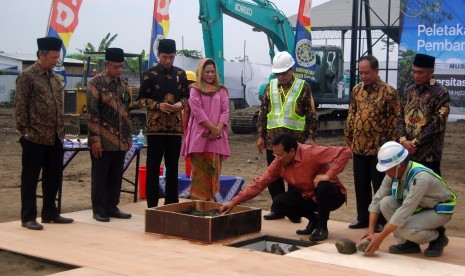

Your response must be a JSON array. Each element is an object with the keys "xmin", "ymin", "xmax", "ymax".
[
  {"xmin": 257, "ymin": 76, "xmax": 318, "ymax": 149},
  {"xmin": 345, "ymin": 78, "xmax": 400, "ymax": 156},
  {"xmin": 397, "ymin": 81, "xmax": 450, "ymax": 162},
  {"xmin": 137, "ymin": 64, "xmax": 189, "ymax": 135},
  {"xmin": 15, "ymin": 62, "xmax": 64, "ymax": 145},
  {"xmin": 87, "ymin": 72, "xmax": 132, "ymax": 151}
]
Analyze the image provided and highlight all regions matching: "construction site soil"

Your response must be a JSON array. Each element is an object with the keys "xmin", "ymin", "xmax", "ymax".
[{"xmin": 0, "ymin": 106, "xmax": 464, "ymax": 275}]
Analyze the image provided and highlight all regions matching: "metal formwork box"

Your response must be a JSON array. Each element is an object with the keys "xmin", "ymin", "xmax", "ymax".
[{"xmin": 145, "ymin": 201, "xmax": 261, "ymax": 243}]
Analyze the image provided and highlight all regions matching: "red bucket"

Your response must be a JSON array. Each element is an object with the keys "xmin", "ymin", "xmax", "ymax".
[
  {"xmin": 138, "ymin": 166, "xmax": 147, "ymax": 199},
  {"xmin": 185, "ymin": 156, "xmax": 192, "ymax": 178},
  {"xmin": 138, "ymin": 166, "xmax": 164, "ymax": 199}
]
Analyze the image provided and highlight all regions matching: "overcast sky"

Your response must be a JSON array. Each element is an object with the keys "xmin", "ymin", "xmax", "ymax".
[{"xmin": 0, "ymin": 0, "xmax": 329, "ymax": 64}]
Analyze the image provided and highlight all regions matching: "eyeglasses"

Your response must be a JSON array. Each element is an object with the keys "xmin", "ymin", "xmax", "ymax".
[
  {"xmin": 274, "ymin": 69, "xmax": 290, "ymax": 77},
  {"xmin": 272, "ymin": 152, "xmax": 287, "ymax": 160}
]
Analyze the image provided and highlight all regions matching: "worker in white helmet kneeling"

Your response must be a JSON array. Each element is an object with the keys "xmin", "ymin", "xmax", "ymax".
[{"xmin": 361, "ymin": 141, "xmax": 456, "ymax": 257}]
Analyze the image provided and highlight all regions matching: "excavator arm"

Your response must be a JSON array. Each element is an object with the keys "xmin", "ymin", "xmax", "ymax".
[{"xmin": 198, "ymin": 0, "xmax": 295, "ymax": 82}]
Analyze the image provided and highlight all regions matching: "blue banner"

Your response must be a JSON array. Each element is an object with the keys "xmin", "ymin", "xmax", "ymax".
[
  {"xmin": 293, "ymin": 0, "xmax": 316, "ymax": 82},
  {"xmin": 399, "ymin": 0, "xmax": 465, "ymax": 111}
]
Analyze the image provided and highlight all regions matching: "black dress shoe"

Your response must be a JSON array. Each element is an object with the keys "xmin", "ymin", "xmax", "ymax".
[
  {"xmin": 310, "ymin": 228, "xmax": 329, "ymax": 241},
  {"xmin": 388, "ymin": 240, "xmax": 421, "ymax": 254},
  {"xmin": 424, "ymin": 226, "xmax": 449, "ymax": 257},
  {"xmin": 263, "ymin": 212, "xmax": 285, "ymax": 220},
  {"xmin": 374, "ymin": 223, "xmax": 384, "ymax": 233},
  {"xmin": 348, "ymin": 220, "xmax": 369, "ymax": 229},
  {"xmin": 21, "ymin": 220, "xmax": 44, "ymax": 230},
  {"xmin": 108, "ymin": 210, "xmax": 132, "ymax": 219},
  {"xmin": 296, "ymin": 220, "xmax": 318, "ymax": 235},
  {"xmin": 93, "ymin": 214, "xmax": 110, "ymax": 222},
  {"xmin": 42, "ymin": 215, "xmax": 74, "ymax": 224}
]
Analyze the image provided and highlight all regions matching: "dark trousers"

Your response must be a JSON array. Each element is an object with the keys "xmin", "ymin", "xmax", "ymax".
[
  {"xmin": 20, "ymin": 135, "xmax": 63, "ymax": 222},
  {"xmin": 90, "ymin": 151, "xmax": 126, "ymax": 216},
  {"xmin": 353, "ymin": 154, "xmax": 386, "ymax": 224},
  {"xmin": 146, "ymin": 135, "xmax": 182, "ymax": 207},
  {"xmin": 266, "ymin": 149, "xmax": 295, "ymax": 199},
  {"xmin": 271, "ymin": 181, "xmax": 345, "ymax": 226},
  {"xmin": 413, "ymin": 160, "xmax": 441, "ymax": 176}
]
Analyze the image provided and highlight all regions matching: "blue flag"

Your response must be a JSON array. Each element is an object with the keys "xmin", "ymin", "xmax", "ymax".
[
  {"xmin": 149, "ymin": 0, "xmax": 171, "ymax": 67},
  {"xmin": 293, "ymin": 0, "xmax": 317, "ymax": 82}
]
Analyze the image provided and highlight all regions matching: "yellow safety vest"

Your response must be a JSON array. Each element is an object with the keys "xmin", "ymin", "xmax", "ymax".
[
  {"xmin": 391, "ymin": 162, "xmax": 456, "ymax": 214},
  {"xmin": 267, "ymin": 78, "xmax": 306, "ymax": 130}
]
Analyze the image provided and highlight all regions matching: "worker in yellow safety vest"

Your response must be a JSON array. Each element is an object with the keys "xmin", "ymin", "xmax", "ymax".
[{"xmin": 362, "ymin": 141, "xmax": 456, "ymax": 257}]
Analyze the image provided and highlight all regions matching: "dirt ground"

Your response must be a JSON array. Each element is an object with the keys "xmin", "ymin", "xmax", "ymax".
[{"xmin": 0, "ymin": 105, "xmax": 464, "ymax": 275}]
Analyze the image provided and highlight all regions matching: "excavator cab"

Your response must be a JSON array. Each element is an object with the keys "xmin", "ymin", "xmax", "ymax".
[
  {"xmin": 311, "ymin": 46, "xmax": 345, "ymax": 105},
  {"xmin": 324, "ymin": 51, "xmax": 336, "ymax": 93}
]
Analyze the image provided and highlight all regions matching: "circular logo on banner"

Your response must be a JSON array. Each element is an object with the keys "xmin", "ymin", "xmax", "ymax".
[
  {"xmin": 153, "ymin": 35, "xmax": 165, "ymax": 60},
  {"xmin": 296, "ymin": 39, "xmax": 316, "ymax": 67}
]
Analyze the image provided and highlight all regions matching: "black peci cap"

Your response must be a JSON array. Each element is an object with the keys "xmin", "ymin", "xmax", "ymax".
[
  {"xmin": 413, "ymin": 53, "xmax": 435, "ymax": 69},
  {"xmin": 158, "ymin": 39, "xmax": 176, "ymax": 54},
  {"xmin": 37, "ymin": 37, "xmax": 62, "ymax": 51},
  {"xmin": 105, "ymin": 48, "xmax": 125, "ymax": 62}
]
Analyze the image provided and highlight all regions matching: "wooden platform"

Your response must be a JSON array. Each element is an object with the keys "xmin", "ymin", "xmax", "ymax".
[{"xmin": 1, "ymin": 200, "xmax": 464, "ymax": 275}]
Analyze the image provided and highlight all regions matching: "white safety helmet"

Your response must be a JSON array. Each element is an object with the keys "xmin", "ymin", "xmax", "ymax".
[
  {"xmin": 376, "ymin": 141, "xmax": 409, "ymax": 172},
  {"xmin": 272, "ymin": 51, "xmax": 295, "ymax": 73}
]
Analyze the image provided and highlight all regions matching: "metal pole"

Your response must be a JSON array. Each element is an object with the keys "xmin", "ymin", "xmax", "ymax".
[
  {"xmin": 182, "ymin": 36, "xmax": 185, "ymax": 69},
  {"xmin": 357, "ymin": 0, "xmax": 363, "ymax": 60},
  {"xmin": 45, "ymin": 0, "xmax": 53, "ymax": 35},
  {"xmin": 243, "ymin": 40, "xmax": 246, "ymax": 108},
  {"xmin": 364, "ymin": 0, "xmax": 373, "ymax": 55},
  {"xmin": 139, "ymin": 55, "xmax": 143, "ymax": 85},
  {"xmin": 350, "ymin": 0, "xmax": 359, "ymax": 91},
  {"xmin": 385, "ymin": 0, "xmax": 392, "ymax": 81},
  {"xmin": 341, "ymin": 30, "xmax": 347, "ymax": 54}
]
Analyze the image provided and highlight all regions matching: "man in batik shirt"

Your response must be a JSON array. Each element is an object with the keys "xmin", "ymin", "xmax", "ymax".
[
  {"xmin": 15, "ymin": 37, "xmax": 74, "ymax": 230},
  {"xmin": 397, "ymin": 53, "xmax": 450, "ymax": 176},
  {"xmin": 137, "ymin": 39, "xmax": 189, "ymax": 208},
  {"xmin": 87, "ymin": 48, "xmax": 132, "ymax": 222},
  {"xmin": 344, "ymin": 55, "xmax": 399, "ymax": 232}
]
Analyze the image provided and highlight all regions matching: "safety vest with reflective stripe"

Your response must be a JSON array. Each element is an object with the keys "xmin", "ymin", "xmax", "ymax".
[
  {"xmin": 267, "ymin": 78, "xmax": 306, "ymax": 130},
  {"xmin": 392, "ymin": 162, "xmax": 456, "ymax": 214}
]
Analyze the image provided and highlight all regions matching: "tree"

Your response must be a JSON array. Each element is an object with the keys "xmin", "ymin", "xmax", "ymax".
[
  {"xmin": 400, "ymin": 0, "xmax": 453, "ymax": 25},
  {"xmin": 380, "ymin": 37, "xmax": 396, "ymax": 53},
  {"xmin": 397, "ymin": 49, "xmax": 416, "ymax": 96},
  {"xmin": 176, "ymin": 49, "xmax": 203, "ymax": 59},
  {"xmin": 74, "ymin": 33, "xmax": 118, "ymax": 70},
  {"xmin": 66, "ymin": 53, "xmax": 85, "ymax": 60},
  {"xmin": 126, "ymin": 50, "xmax": 146, "ymax": 73},
  {"xmin": 77, "ymin": 33, "xmax": 118, "ymax": 54}
]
